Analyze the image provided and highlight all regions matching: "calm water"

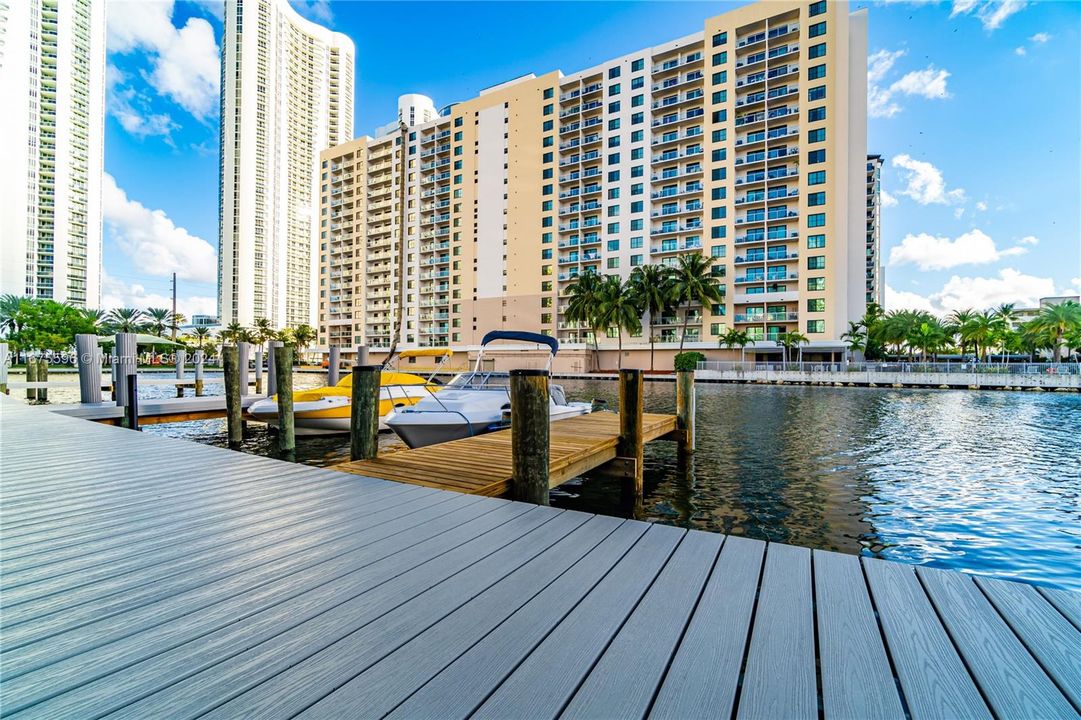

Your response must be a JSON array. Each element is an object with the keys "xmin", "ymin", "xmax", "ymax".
[{"xmin": 14, "ymin": 371, "xmax": 1081, "ymax": 590}]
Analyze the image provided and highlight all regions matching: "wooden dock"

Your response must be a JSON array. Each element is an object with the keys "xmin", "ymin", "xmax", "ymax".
[
  {"xmin": 46, "ymin": 393, "xmax": 266, "ymax": 425},
  {"xmin": 1, "ymin": 396, "xmax": 1079, "ymax": 719},
  {"xmin": 335, "ymin": 412, "xmax": 678, "ymax": 496}
]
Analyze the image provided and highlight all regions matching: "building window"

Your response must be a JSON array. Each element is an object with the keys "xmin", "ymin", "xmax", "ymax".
[
  {"xmin": 808, "ymin": 86, "xmax": 826, "ymax": 101},
  {"xmin": 631, "ymin": 76, "xmax": 644, "ymax": 89},
  {"xmin": 609, "ymin": 83, "xmax": 621, "ymax": 96},
  {"xmin": 608, "ymin": 101, "xmax": 621, "ymax": 113},
  {"xmin": 608, "ymin": 205, "xmax": 620, "ymax": 217},
  {"xmin": 809, "ymin": 21, "xmax": 827, "ymax": 37},
  {"xmin": 541, "ymin": 248, "xmax": 553, "ymax": 260},
  {"xmin": 807, "ymin": 255, "xmax": 826, "ymax": 270},
  {"xmin": 711, "ymin": 207, "xmax": 726, "ymax": 219},
  {"xmin": 542, "ymin": 184, "xmax": 553, "ymax": 195},
  {"xmin": 542, "ymin": 217, "xmax": 553, "ymax": 227},
  {"xmin": 631, "ymin": 147, "xmax": 644, "ymax": 160},
  {"xmin": 809, "ymin": 107, "xmax": 826, "ymax": 122},
  {"xmin": 808, "ymin": 64, "xmax": 826, "ymax": 80},
  {"xmin": 631, "ymin": 165, "xmax": 644, "ymax": 178},
  {"xmin": 542, "ymin": 200, "xmax": 553, "ymax": 211},
  {"xmin": 808, "ymin": 149, "xmax": 826, "ymax": 164},
  {"xmin": 544, "ymin": 87, "xmax": 554, "ymax": 99},
  {"xmin": 631, "ymin": 183, "xmax": 644, "ymax": 195},
  {"xmin": 543, "ymin": 151, "xmax": 553, "ymax": 163},
  {"xmin": 609, "ymin": 66, "xmax": 621, "ymax": 79},
  {"xmin": 609, "ymin": 119, "xmax": 621, "ymax": 130},
  {"xmin": 631, "ymin": 130, "xmax": 644, "ymax": 143},
  {"xmin": 630, "ymin": 218, "xmax": 643, "ymax": 230},
  {"xmin": 711, "ymin": 245, "xmax": 726, "ymax": 257},
  {"xmin": 543, "ymin": 120, "xmax": 553, "ymax": 131},
  {"xmin": 808, "ymin": 213, "xmax": 826, "ymax": 227},
  {"xmin": 454, "ymin": 117, "xmax": 463, "ymax": 127},
  {"xmin": 632, "ymin": 94, "xmax": 644, "ymax": 107},
  {"xmin": 808, "ymin": 170, "xmax": 826, "ymax": 185},
  {"xmin": 808, "ymin": 277, "xmax": 825, "ymax": 291},
  {"xmin": 609, "ymin": 170, "xmax": 621, "ymax": 182},
  {"xmin": 712, "ymin": 31, "xmax": 727, "ymax": 46},
  {"xmin": 543, "ymin": 167, "xmax": 553, "ymax": 179},
  {"xmin": 712, "ymin": 110, "xmax": 727, "ymax": 123},
  {"xmin": 808, "ymin": 128, "xmax": 826, "ymax": 143},
  {"xmin": 809, "ymin": 0, "xmax": 827, "ymax": 16},
  {"xmin": 609, "ymin": 188, "xmax": 621, "ymax": 199},
  {"xmin": 807, "ymin": 319, "xmax": 825, "ymax": 334},
  {"xmin": 631, "ymin": 112, "xmax": 644, "ymax": 124},
  {"xmin": 712, "ymin": 90, "xmax": 727, "ymax": 104},
  {"xmin": 807, "ymin": 234, "xmax": 826, "ymax": 249},
  {"xmin": 631, "ymin": 254, "xmax": 643, "ymax": 266},
  {"xmin": 607, "ymin": 239, "xmax": 620, "ymax": 251},
  {"xmin": 712, "ymin": 70, "xmax": 727, "ymax": 84},
  {"xmin": 543, "ymin": 136, "xmax": 554, "ymax": 147},
  {"xmin": 808, "ymin": 192, "xmax": 826, "ymax": 206},
  {"xmin": 712, "ymin": 51, "xmax": 727, "ymax": 66},
  {"xmin": 807, "ymin": 298, "xmax": 826, "ymax": 312},
  {"xmin": 607, "ymin": 222, "xmax": 620, "ymax": 233},
  {"xmin": 631, "ymin": 200, "xmax": 643, "ymax": 213},
  {"xmin": 631, "ymin": 236, "xmax": 644, "ymax": 249},
  {"xmin": 608, "ymin": 153, "xmax": 621, "ymax": 165},
  {"xmin": 711, "ymin": 226, "xmax": 726, "ymax": 239},
  {"xmin": 631, "ymin": 58, "xmax": 644, "ymax": 71},
  {"xmin": 809, "ymin": 42, "xmax": 827, "ymax": 59},
  {"xmin": 712, "ymin": 129, "xmax": 726, "ymax": 142},
  {"xmin": 543, "ymin": 103, "xmax": 553, "ymax": 115},
  {"xmin": 607, "ymin": 257, "xmax": 620, "ymax": 269}
]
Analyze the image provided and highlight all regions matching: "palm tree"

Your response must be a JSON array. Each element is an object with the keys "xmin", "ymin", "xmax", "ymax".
[
  {"xmin": 670, "ymin": 253, "xmax": 723, "ymax": 354},
  {"xmin": 564, "ymin": 270, "xmax": 605, "ymax": 371},
  {"xmin": 0, "ymin": 294, "xmax": 23, "ymax": 336},
  {"xmin": 191, "ymin": 326, "xmax": 211, "ymax": 349},
  {"xmin": 292, "ymin": 324, "xmax": 317, "ymax": 359},
  {"xmin": 221, "ymin": 321, "xmax": 245, "ymax": 344},
  {"xmin": 253, "ymin": 317, "xmax": 274, "ymax": 353},
  {"xmin": 82, "ymin": 308, "xmax": 106, "ymax": 333},
  {"xmin": 946, "ymin": 308, "xmax": 978, "ymax": 356},
  {"xmin": 1033, "ymin": 300, "xmax": 1081, "ymax": 362},
  {"xmin": 106, "ymin": 308, "xmax": 145, "ymax": 333},
  {"xmin": 909, "ymin": 318, "xmax": 949, "ymax": 360},
  {"xmin": 595, "ymin": 275, "xmax": 643, "ymax": 371},
  {"xmin": 777, "ymin": 331, "xmax": 808, "ymax": 363},
  {"xmin": 840, "ymin": 321, "xmax": 867, "ymax": 359},
  {"xmin": 145, "ymin": 307, "xmax": 172, "ymax": 336},
  {"xmin": 627, "ymin": 264, "xmax": 675, "ymax": 372},
  {"xmin": 961, "ymin": 311, "xmax": 997, "ymax": 361},
  {"xmin": 719, "ymin": 327, "xmax": 751, "ymax": 363},
  {"xmin": 170, "ymin": 312, "xmax": 187, "ymax": 340}
]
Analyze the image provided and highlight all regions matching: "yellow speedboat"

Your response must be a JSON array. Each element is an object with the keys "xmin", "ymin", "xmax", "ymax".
[{"xmin": 248, "ymin": 348, "xmax": 451, "ymax": 435}]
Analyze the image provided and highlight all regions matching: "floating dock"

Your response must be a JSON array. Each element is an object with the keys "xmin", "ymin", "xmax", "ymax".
[
  {"xmin": 1, "ymin": 397, "xmax": 1079, "ymax": 719},
  {"xmin": 335, "ymin": 412, "xmax": 678, "ymax": 496}
]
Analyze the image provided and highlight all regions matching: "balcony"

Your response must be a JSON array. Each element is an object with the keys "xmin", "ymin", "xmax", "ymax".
[
  {"xmin": 650, "ymin": 90, "xmax": 705, "ymax": 110},
  {"xmin": 651, "ymin": 203, "xmax": 703, "ymax": 218},
  {"xmin": 651, "ymin": 183, "xmax": 703, "ymax": 199},
  {"xmin": 734, "ymin": 311, "xmax": 799, "ymax": 323},
  {"xmin": 735, "ymin": 271, "xmax": 798, "ymax": 284},
  {"xmin": 735, "ymin": 252, "xmax": 799, "ymax": 265},
  {"xmin": 652, "ymin": 238, "xmax": 704, "ymax": 253},
  {"xmin": 650, "ymin": 71, "xmax": 704, "ymax": 93},
  {"xmin": 652, "ymin": 147, "xmax": 703, "ymax": 164}
]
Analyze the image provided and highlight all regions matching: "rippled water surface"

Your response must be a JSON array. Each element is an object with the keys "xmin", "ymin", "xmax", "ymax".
[{"xmin": 15, "ymin": 371, "xmax": 1081, "ymax": 589}]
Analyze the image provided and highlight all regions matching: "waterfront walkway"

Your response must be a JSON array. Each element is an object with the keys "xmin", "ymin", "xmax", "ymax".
[
  {"xmin": 335, "ymin": 412, "xmax": 677, "ymax": 496},
  {"xmin": 1, "ymin": 397, "xmax": 1078, "ymax": 719}
]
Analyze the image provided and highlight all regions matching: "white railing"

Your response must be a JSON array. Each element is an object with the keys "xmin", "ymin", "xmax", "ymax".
[{"xmin": 697, "ymin": 360, "xmax": 1081, "ymax": 376}]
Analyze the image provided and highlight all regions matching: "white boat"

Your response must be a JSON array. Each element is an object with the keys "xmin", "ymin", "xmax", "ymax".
[
  {"xmin": 248, "ymin": 348, "xmax": 451, "ymax": 436},
  {"xmin": 384, "ymin": 331, "xmax": 592, "ymax": 448}
]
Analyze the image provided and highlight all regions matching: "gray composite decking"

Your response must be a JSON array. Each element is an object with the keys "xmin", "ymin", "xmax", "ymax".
[{"xmin": 1, "ymin": 397, "xmax": 1079, "ymax": 719}]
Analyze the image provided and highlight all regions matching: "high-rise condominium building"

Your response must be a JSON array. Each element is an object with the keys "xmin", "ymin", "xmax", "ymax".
[
  {"xmin": 219, "ymin": 0, "xmax": 354, "ymax": 328},
  {"xmin": 0, "ymin": 0, "xmax": 105, "ymax": 308},
  {"xmin": 866, "ymin": 154, "xmax": 884, "ymax": 306},
  {"xmin": 319, "ymin": 0, "xmax": 867, "ymax": 366}
]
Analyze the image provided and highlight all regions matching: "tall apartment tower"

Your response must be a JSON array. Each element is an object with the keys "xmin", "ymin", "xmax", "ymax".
[
  {"xmin": 319, "ymin": 0, "xmax": 867, "ymax": 366},
  {"xmin": 218, "ymin": 0, "xmax": 354, "ymax": 328},
  {"xmin": 866, "ymin": 153, "xmax": 884, "ymax": 306},
  {"xmin": 0, "ymin": 0, "xmax": 105, "ymax": 308}
]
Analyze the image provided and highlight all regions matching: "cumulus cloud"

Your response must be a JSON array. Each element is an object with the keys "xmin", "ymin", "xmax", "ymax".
[
  {"xmin": 1014, "ymin": 46, "xmax": 1026, "ymax": 56},
  {"xmin": 1019, "ymin": 235, "xmax": 1039, "ymax": 246},
  {"xmin": 1030, "ymin": 32, "xmax": 1051, "ymax": 43},
  {"xmin": 892, "ymin": 154, "xmax": 966, "ymax": 205},
  {"xmin": 290, "ymin": 0, "xmax": 333, "ymax": 22},
  {"xmin": 975, "ymin": 201, "xmax": 988, "ymax": 211},
  {"xmin": 101, "ymin": 273, "xmax": 217, "ymax": 320},
  {"xmin": 950, "ymin": 0, "xmax": 1027, "ymax": 30},
  {"xmin": 103, "ymin": 173, "xmax": 218, "ymax": 283},
  {"xmin": 886, "ymin": 270, "xmax": 1059, "ymax": 314},
  {"xmin": 107, "ymin": 1, "xmax": 220, "ymax": 121},
  {"xmin": 867, "ymin": 49, "xmax": 951, "ymax": 118},
  {"xmin": 881, "ymin": 190, "xmax": 899, "ymax": 208},
  {"xmin": 888, "ymin": 229, "xmax": 1028, "ymax": 271}
]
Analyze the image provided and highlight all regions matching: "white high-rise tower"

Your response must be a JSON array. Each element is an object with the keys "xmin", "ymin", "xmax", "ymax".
[
  {"xmin": 0, "ymin": 0, "xmax": 105, "ymax": 308},
  {"xmin": 218, "ymin": 0, "xmax": 355, "ymax": 328}
]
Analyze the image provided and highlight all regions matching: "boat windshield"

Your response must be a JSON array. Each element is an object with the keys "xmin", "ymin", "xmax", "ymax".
[{"xmin": 446, "ymin": 371, "xmax": 511, "ymax": 389}]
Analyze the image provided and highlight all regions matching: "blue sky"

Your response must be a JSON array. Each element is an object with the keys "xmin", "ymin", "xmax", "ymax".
[{"xmin": 102, "ymin": 0, "xmax": 1081, "ymax": 320}]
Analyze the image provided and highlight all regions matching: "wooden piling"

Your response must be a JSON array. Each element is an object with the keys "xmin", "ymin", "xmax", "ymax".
[
  {"xmin": 273, "ymin": 344, "xmax": 295, "ymax": 454},
  {"xmin": 617, "ymin": 368, "xmax": 645, "ymax": 497},
  {"xmin": 355, "ymin": 344, "xmax": 369, "ymax": 366},
  {"xmin": 176, "ymin": 348, "xmax": 187, "ymax": 397},
  {"xmin": 114, "ymin": 333, "xmax": 137, "ymax": 410},
  {"xmin": 676, "ymin": 369, "xmax": 696, "ymax": 455},
  {"xmin": 349, "ymin": 364, "xmax": 382, "ymax": 462},
  {"xmin": 25, "ymin": 357, "xmax": 38, "ymax": 401},
  {"xmin": 194, "ymin": 350, "xmax": 205, "ymax": 396},
  {"xmin": 254, "ymin": 348, "xmax": 264, "ymax": 394},
  {"xmin": 125, "ymin": 373, "xmax": 140, "ymax": 430},
  {"xmin": 36, "ymin": 357, "xmax": 48, "ymax": 401},
  {"xmin": 0, "ymin": 342, "xmax": 8, "ymax": 394},
  {"xmin": 75, "ymin": 334, "xmax": 102, "ymax": 403},
  {"xmin": 328, "ymin": 346, "xmax": 340, "ymax": 386},
  {"xmin": 266, "ymin": 340, "xmax": 282, "ymax": 397},
  {"xmin": 238, "ymin": 342, "xmax": 250, "ymax": 396},
  {"xmin": 510, "ymin": 369, "xmax": 550, "ymax": 505},
  {"xmin": 222, "ymin": 345, "xmax": 243, "ymax": 446}
]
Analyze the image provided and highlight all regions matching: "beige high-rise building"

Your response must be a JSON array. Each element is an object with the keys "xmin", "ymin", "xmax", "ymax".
[
  {"xmin": 866, "ymin": 153, "xmax": 884, "ymax": 307},
  {"xmin": 219, "ymin": 0, "xmax": 354, "ymax": 328},
  {"xmin": 319, "ymin": 0, "xmax": 867, "ymax": 368}
]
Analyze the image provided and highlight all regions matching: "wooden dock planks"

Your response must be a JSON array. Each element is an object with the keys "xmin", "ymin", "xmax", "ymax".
[
  {"xmin": 2, "ymin": 396, "xmax": 1079, "ymax": 720},
  {"xmin": 334, "ymin": 411, "xmax": 678, "ymax": 496}
]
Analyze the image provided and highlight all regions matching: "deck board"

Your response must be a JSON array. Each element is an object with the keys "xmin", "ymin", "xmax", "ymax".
[
  {"xmin": 2, "ymin": 396, "xmax": 1079, "ymax": 720},
  {"xmin": 335, "ymin": 411, "xmax": 678, "ymax": 496}
]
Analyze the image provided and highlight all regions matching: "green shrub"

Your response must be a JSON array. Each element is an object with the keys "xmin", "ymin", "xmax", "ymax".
[{"xmin": 673, "ymin": 351, "xmax": 705, "ymax": 372}]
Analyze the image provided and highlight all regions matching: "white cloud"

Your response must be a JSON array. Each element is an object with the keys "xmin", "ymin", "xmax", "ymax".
[
  {"xmin": 1030, "ymin": 32, "xmax": 1051, "ymax": 44},
  {"xmin": 881, "ymin": 190, "xmax": 899, "ymax": 207},
  {"xmin": 867, "ymin": 50, "xmax": 951, "ymax": 118},
  {"xmin": 102, "ymin": 173, "xmax": 218, "ymax": 283},
  {"xmin": 976, "ymin": 201, "xmax": 988, "ymax": 211},
  {"xmin": 289, "ymin": 0, "xmax": 332, "ymax": 23},
  {"xmin": 888, "ymin": 229, "xmax": 1027, "ymax": 271},
  {"xmin": 101, "ymin": 272, "xmax": 217, "ymax": 319},
  {"xmin": 892, "ymin": 154, "xmax": 966, "ymax": 205},
  {"xmin": 1014, "ymin": 46, "xmax": 1026, "ymax": 56},
  {"xmin": 954, "ymin": 208, "xmax": 965, "ymax": 219},
  {"xmin": 1020, "ymin": 235, "xmax": 1039, "ymax": 246},
  {"xmin": 949, "ymin": 0, "xmax": 1027, "ymax": 30},
  {"xmin": 108, "ymin": 84, "xmax": 180, "ymax": 141},
  {"xmin": 886, "ymin": 270, "xmax": 1060, "ymax": 314},
  {"xmin": 106, "ymin": 1, "xmax": 220, "ymax": 121}
]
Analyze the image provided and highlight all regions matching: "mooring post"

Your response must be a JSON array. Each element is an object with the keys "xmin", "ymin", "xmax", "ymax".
[
  {"xmin": 194, "ymin": 350, "xmax": 205, "ymax": 396},
  {"xmin": 75, "ymin": 334, "xmax": 102, "ymax": 404},
  {"xmin": 350, "ymin": 364, "xmax": 382, "ymax": 461},
  {"xmin": 328, "ymin": 346, "xmax": 340, "ymax": 386},
  {"xmin": 254, "ymin": 348, "xmax": 264, "ymax": 395},
  {"xmin": 266, "ymin": 340, "xmax": 282, "ymax": 397},
  {"xmin": 238, "ymin": 342, "xmax": 250, "ymax": 396},
  {"xmin": 114, "ymin": 333, "xmax": 137, "ymax": 412},
  {"xmin": 676, "ymin": 369, "xmax": 696, "ymax": 455},
  {"xmin": 36, "ymin": 357, "xmax": 49, "ymax": 402},
  {"xmin": 510, "ymin": 369, "xmax": 550, "ymax": 505},
  {"xmin": 110, "ymin": 358, "xmax": 118, "ymax": 399},
  {"xmin": 355, "ymin": 344, "xmax": 369, "ymax": 366},
  {"xmin": 273, "ymin": 344, "xmax": 295, "ymax": 454},
  {"xmin": 222, "ymin": 345, "xmax": 243, "ymax": 447},
  {"xmin": 0, "ymin": 342, "xmax": 9, "ymax": 394},
  {"xmin": 176, "ymin": 348, "xmax": 187, "ymax": 397},
  {"xmin": 125, "ymin": 373, "xmax": 140, "ymax": 431},
  {"xmin": 25, "ymin": 356, "xmax": 38, "ymax": 401},
  {"xmin": 617, "ymin": 368, "xmax": 645, "ymax": 497}
]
